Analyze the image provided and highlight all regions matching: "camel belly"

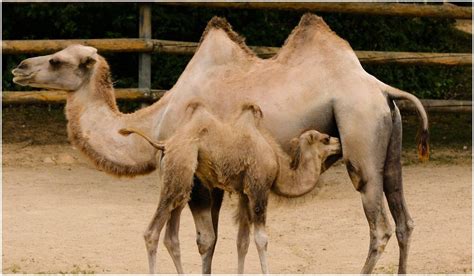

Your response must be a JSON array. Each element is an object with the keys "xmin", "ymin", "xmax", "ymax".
[
  {"xmin": 195, "ymin": 153, "xmax": 245, "ymax": 193},
  {"xmin": 259, "ymin": 100, "xmax": 337, "ymax": 152}
]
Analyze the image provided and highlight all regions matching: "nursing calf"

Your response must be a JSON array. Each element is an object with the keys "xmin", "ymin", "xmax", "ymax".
[{"xmin": 120, "ymin": 102, "xmax": 340, "ymax": 273}]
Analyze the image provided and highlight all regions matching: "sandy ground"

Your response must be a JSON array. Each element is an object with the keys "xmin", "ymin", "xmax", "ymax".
[{"xmin": 2, "ymin": 143, "xmax": 472, "ymax": 274}]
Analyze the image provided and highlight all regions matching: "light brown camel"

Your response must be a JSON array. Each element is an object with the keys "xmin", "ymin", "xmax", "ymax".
[
  {"xmin": 12, "ymin": 13, "xmax": 429, "ymax": 274},
  {"xmin": 119, "ymin": 102, "xmax": 341, "ymax": 273}
]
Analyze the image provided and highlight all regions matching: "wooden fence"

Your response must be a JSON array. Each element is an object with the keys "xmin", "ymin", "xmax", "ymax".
[
  {"xmin": 2, "ymin": 2, "xmax": 472, "ymax": 113},
  {"xmin": 3, "ymin": 39, "xmax": 472, "ymax": 66},
  {"xmin": 2, "ymin": 89, "xmax": 470, "ymax": 114},
  {"xmin": 160, "ymin": 2, "xmax": 472, "ymax": 19}
]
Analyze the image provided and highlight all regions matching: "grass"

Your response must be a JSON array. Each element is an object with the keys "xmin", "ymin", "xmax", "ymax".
[{"xmin": 4, "ymin": 263, "xmax": 22, "ymax": 273}]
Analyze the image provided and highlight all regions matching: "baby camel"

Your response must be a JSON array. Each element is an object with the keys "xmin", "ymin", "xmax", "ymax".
[{"xmin": 120, "ymin": 102, "xmax": 340, "ymax": 273}]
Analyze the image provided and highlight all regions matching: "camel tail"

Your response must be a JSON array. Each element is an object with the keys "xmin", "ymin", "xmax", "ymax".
[
  {"xmin": 382, "ymin": 83, "xmax": 430, "ymax": 162},
  {"xmin": 119, "ymin": 128, "xmax": 165, "ymax": 151}
]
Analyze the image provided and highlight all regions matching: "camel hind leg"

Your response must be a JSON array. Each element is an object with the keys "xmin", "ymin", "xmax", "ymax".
[
  {"xmin": 383, "ymin": 105, "xmax": 414, "ymax": 274},
  {"xmin": 144, "ymin": 144, "xmax": 198, "ymax": 274},
  {"xmin": 249, "ymin": 194, "xmax": 270, "ymax": 274},
  {"xmin": 245, "ymin": 176, "xmax": 272, "ymax": 274},
  {"xmin": 236, "ymin": 194, "xmax": 251, "ymax": 274},
  {"xmin": 359, "ymin": 175, "xmax": 393, "ymax": 273},
  {"xmin": 335, "ymin": 105, "xmax": 394, "ymax": 273},
  {"xmin": 235, "ymin": 191, "xmax": 270, "ymax": 274}
]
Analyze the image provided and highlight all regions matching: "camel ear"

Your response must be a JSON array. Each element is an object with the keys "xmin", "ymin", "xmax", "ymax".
[
  {"xmin": 289, "ymin": 138, "xmax": 302, "ymax": 170},
  {"xmin": 77, "ymin": 46, "xmax": 98, "ymax": 69},
  {"xmin": 80, "ymin": 56, "xmax": 97, "ymax": 69},
  {"xmin": 289, "ymin": 137, "xmax": 299, "ymax": 151}
]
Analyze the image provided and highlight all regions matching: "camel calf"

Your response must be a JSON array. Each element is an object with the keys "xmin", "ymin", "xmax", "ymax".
[{"xmin": 120, "ymin": 102, "xmax": 340, "ymax": 274}]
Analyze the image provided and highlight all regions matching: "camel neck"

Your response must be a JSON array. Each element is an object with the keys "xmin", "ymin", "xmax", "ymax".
[
  {"xmin": 271, "ymin": 145, "xmax": 322, "ymax": 198},
  {"xmin": 64, "ymin": 57, "xmax": 158, "ymax": 177},
  {"xmin": 90, "ymin": 56, "xmax": 119, "ymax": 112},
  {"xmin": 67, "ymin": 56, "xmax": 119, "ymax": 114}
]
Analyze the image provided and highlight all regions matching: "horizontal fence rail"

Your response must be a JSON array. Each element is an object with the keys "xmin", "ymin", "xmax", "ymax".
[
  {"xmin": 396, "ymin": 99, "xmax": 472, "ymax": 113},
  {"xmin": 2, "ymin": 90, "xmax": 165, "ymax": 104},
  {"xmin": 2, "ymin": 91, "xmax": 73, "ymax": 104},
  {"xmin": 2, "ymin": 90, "xmax": 471, "ymax": 113},
  {"xmin": 159, "ymin": 2, "xmax": 472, "ymax": 19},
  {"xmin": 3, "ymin": 39, "xmax": 472, "ymax": 66}
]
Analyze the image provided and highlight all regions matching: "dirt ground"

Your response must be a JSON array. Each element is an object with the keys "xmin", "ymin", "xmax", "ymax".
[{"xmin": 2, "ymin": 141, "xmax": 471, "ymax": 274}]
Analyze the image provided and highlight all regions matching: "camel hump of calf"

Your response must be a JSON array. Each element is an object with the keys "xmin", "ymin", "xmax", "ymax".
[
  {"xmin": 241, "ymin": 103, "xmax": 263, "ymax": 119},
  {"xmin": 236, "ymin": 103, "xmax": 264, "ymax": 127}
]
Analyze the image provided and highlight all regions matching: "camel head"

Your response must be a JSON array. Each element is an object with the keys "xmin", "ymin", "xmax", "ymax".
[
  {"xmin": 301, "ymin": 130, "xmax": 340, "ymax": 158},
  {"xmin": 290, "ymin": 130, "xmax": 341, "ymax": 170},
  {"xmin": 12, "ymin": 44, "xmax": 98, "ymax": 91}
]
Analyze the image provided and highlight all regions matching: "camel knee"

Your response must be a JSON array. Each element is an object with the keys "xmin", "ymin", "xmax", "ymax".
[
  {"xmin": 396, "ymin": 219, "xmax": 414, "ymax": 244},
  {"xmin": 196, "ymin": 231, "xmax": 216, "ymax": 255},
  {"xmin": 164, "ymin": 232, "xmax": 180, "ymax": 253},
  {"xmin": 237, "ymin": 234, "xmax": 250, "ymax": 254},
  {"xmin": 143, "ymin": 230, "xmax": 152, "ymax": 244},
  {"xmin": 254, "ymin": 230, "xmax": 268, "ymax": 251},
  {"xmin": 143, "ymin": 230, "xmax": 158, "ymax": 252},
  {"xmin": 370, "ymin": 225, "xmax": 393, "ymax": 253},
  {"xmin": 254, "ymin": 223, "xmax": 268, "ymax": 251}
]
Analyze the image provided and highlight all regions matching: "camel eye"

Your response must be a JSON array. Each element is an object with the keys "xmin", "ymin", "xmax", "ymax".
[
  {"xmin": 18, "ymin": 61, "xmax": 29, "ymax": 70},
  {"xmin": 49, "ymin": 58, "xmax": 62, "ymax": 67},
  {"xmin": 321, "ymin": 137, "xmax": 330, "ymax": 145}
]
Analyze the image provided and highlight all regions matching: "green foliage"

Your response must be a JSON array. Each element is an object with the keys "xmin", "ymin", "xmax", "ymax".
[{"xmin": 2, "ymin": 3, "xmax": 471, "ymax": 99}]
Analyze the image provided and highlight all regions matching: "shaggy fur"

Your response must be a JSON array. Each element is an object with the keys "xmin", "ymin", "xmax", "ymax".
[
  {"xmin": 65, "ymin": 57, "xmax": 157, "ymax": 177},
  {"xmin": 90, "ymin": 56, "xmax": 119, "ymax": 111},
  {"xmin": 66, "ymin": 111, "xmax": 157, "ymax": 177},
  {"xmin": 121, "ymin": 102, "xmax": 340, "ymax": 273},
  {"xmin": 121, "ymin": 103, "xmax": 340, "ymax": 198}
]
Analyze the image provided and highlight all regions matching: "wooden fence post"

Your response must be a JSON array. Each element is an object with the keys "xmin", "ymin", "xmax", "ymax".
[{"xmin": 138, "ymin": 3, "xmax": 152, "ymax": 94}]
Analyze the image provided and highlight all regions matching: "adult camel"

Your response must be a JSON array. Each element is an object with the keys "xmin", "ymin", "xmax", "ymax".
[{"xmin": 12, "ymin": 14, "xmax": 428, "ymax": 274}]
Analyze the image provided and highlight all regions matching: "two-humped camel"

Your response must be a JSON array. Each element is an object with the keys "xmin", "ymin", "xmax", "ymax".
[
  {"xmin": 119, "ymin": 102, "xmax": 341, "ymax": 273},
  {"xmin": 12, "ymin": 13, "xmax": 429, "ymax": 274}
]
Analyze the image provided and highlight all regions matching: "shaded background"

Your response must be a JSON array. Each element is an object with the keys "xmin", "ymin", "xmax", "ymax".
[
  {"xmin": 2, "ymin": 3, "xmax": 472, "ymax": 100},
  {"xmin": 1, "ymin": 3, "xmax": 472, "ymax": 156}
]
